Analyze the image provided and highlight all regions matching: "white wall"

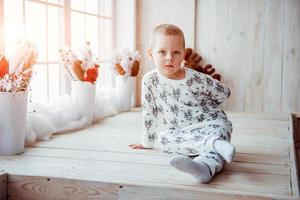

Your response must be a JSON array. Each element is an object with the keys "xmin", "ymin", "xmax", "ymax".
[
  {"xmin": 136, "ymin": 0, "xmax": 300, "ymax": 112},
  {"xmin": 114, "ymin": 0, "xmax": 136, "ymax": 49}
]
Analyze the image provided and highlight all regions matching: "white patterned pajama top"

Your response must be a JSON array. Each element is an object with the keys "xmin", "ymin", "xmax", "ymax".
[{"xmin": 141, "ymin": 67, "xmax": 233, "ymax": 175}]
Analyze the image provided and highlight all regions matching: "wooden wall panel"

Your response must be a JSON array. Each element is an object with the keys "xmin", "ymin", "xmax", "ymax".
[
  {"xmin": 136, "ymin": 0, "xmax": 195, "ymax": 105},
  {"xmin": 136, "ymin": 0, "xmax": 300, "ymax": 112},
  {"xmin": 196, "ymin": 0, "xmax": 247, "ymax": 111},
  {"xmin": 243, "ymin": 0, "xmax": 265, "ymax": 112},
  {"xmin": 263, "ymin": 0, "xmax": 284, "ymax": 112},
  {"xmin": 195, "ymin": 0, "xmax": 300, "ymax": 112},
  {"xmin": 282, "ymin": 0, "xmax": 300, "ymax": 112}
]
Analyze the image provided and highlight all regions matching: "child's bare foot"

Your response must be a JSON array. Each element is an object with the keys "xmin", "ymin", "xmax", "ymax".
[
  {"xmin": 170, "ymin": 155, "xmax": 212, "ymax": 183},
  {"xmin": 129, "ymin": 143, "xmax": 146, "ymax": 149}
]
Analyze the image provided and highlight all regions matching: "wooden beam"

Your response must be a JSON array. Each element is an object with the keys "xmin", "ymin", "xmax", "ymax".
[
  {"xmin": 0, "ymin": 172, "xmax": 7, "ymax": 200},
  {"xmin": 6, "ymin": 175, "xmax": 286, "ymax": 200},
  {"xmin": 288, "ymin": 114, "xmax": 300, "ymax": 198}
]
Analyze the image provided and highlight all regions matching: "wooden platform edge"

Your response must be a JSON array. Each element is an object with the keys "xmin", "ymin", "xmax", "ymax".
[
  {"xmin": 0, "ymin": 172, "xmax": 7, "ymax": 200},
  {"xmin": 289, "ymin": 114, "xmax": 300, "ymax": 198},
  {"xmin": 6, "ymin": 175, "xmax": 298, "ymax": 200}
]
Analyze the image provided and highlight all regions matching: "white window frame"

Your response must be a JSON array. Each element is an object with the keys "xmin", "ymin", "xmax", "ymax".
[{"xmin": 0, "ymin": 0, "xmax": 115, "ymax": 103}]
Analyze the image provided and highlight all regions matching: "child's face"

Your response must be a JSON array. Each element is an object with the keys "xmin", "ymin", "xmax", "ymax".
[{"xmin": 148, "ymin": 34, "xmax": 185, "ymax": 79}]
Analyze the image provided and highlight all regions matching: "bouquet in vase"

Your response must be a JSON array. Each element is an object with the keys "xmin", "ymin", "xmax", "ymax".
[
  {"xmin": 0, "ymin": 40, "xmax": 38, "ymax": 92},
  {"xmin": 59, "ymin": 42, "xmax": 99, "ymax": 84},
  {"xmin": 108, "ymin": 49, "xmax": 141, "ymax": 80}
]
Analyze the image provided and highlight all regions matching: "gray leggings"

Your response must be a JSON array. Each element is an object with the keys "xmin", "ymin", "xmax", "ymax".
[{"xmin": 158, "ymin": 120, "xmax": 232, "ymax": 175}]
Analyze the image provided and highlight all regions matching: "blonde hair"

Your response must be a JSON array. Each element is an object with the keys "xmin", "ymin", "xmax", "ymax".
[{"xmin": 149, "ymin": 24, "xmax": 185, "ymax": 49}]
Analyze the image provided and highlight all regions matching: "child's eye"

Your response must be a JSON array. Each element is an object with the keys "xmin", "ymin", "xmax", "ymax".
[
  {"xmin": 174, "ymin": 51, "xmax": 181, "ymax": 55},
  {"xmin": 158, "ymin": 50, "xmax": 165, "ymax": 54}
]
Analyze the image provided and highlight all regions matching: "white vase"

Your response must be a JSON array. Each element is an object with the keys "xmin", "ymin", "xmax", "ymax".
[
  {"xmin": 115, "ymin": 76, "xmax": 136, "ymax": 112},
  {"xmin": 0, "ymin": 91, "xmax": 28, "ymax": 155},
  {"xmin": 71, "ymin": 81, "xmax": 96, "ymax": 125}
]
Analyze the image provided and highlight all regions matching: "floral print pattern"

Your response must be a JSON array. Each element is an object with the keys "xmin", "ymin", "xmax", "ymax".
[{"xmin": 141, "ymin": 67, "xmax": 232, "ymax": 170}]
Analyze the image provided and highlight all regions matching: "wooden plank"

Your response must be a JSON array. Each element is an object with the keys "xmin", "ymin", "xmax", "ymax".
[
  {"xmin": 243, "ymin": 0, "xmax": 265, "ymax": 112},
  {"xmin": 219, "ymin": 0, "xmax": 246, "ymax": 111},
  {"xmin": 0, "ymin": 172, "xmax": 6, "ymax": 200},
  {"xmin": 89, "ymin": 109, "xmax": 290, "ymax": 129},
  {"xmin": 194, "ymin": 0, "xmax": 300, "ymax": 113},
  {"xmin": 22, "ymin": 146, "xmax": 290, "ymax": 165},
  {"xmin": 7, "ymin": 175, "xmax": 119, "ymax": 200},
  {"xmin": 0, "ymin": 155, "xmax": 292, "ymax": 197},
  {"xmin": 7, "ymin": 175, "xmax": 280, "ymax": 200},
  {"xmin": 227, "ymin": 112, "xmax": 290, "ymax": 121},
  {"xmin": 292, "ymin": 113, "xmax": 300, "ymax": 144},
  {"xmin": 234, "ymin": 153, "xmax": 289, "ymax": 165},
  {"xmin": 233, "ymin": 128, "xmax": 287, "ymax": 138},
  {"xmin": 288, "ymin": 114, "xmax": 300, "ymax": 198},
  {"xmin": 195, "ymin": 0, "xmax": 215, "ymax": 71},
  {"xmin": 32, "ymin": 134, "xmax": 288, "ymax": 157},
  {"xmin": 263, "ymin": 0, "xmax": 284, "ymax": 112},
  {"xmin": 231, "ymin": 134, "xmax": 288, "ymax": 153},
  {"xmin": 282, "ymin": 0, "xmax": 300, "ymax": 112},
  {"xmin": 234, "ymin": 144, "xmax": 287, "ymax": 156},
  {"xmin": 230, "ymin": 118, "xmax": 289, "ymax": 129},
  {"xmin": 32, "ymin": 126, "xmax": 289, "ymax": 157},
  {"xmin": 224, "ymin": 161, "xmax": 290, "ymax": 176},
  {"xmin": 119, "ymin": 184, "xmax": 278, "ymax": 200},
  {"xmin": 297, "ymin": 148, "xmax": 300, "ymax": 176},
  {"xmin": 19, "ymin": 147, "xmax": 290, "ymax": 176}
]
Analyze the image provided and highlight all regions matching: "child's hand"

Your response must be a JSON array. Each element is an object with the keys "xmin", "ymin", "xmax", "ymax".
[{"xmin": 129, "ymin": 143, "xmax": 147, "ymax": 149}]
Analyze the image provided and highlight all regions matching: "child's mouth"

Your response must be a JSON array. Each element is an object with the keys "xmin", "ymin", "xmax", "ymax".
[{"xmin": 164, "ymin": 65, "xmax": 174, "ymax": 68}]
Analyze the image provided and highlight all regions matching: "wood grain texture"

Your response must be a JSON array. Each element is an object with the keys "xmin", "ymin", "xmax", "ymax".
[
  {"xmin": 282, "ymin": 0, "xmax": 300, "ymax": 112},
  {"xmin": 0, "ymin": 110, "xmax": 298, "ymax": 199},
  {"xmin": 288, "ymin": 114, "xmax": 300, "ymax": 198},
  {"xmin": 136, "ymin": 0, "xmax": 300, "ymax": 112},
  {"xmin": 263, "ymin": 0, "xmax": 284, "ymax": 112},
  {"xmin": 0, "ymin": 172, "xmax": 6, "ymax": 200},
  {"xmin": 136, "ymin": 0, "xmax": 195, "ymax": 106},
  {"xmin": 7, "ymin": 176, "xmax": 119, "ymax": 200}
]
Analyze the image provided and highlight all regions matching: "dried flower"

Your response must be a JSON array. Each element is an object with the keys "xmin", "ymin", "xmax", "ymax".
[
  {"xmin": 0, "ymin": 39, "xmax": 38, "ymax": 92},
  {"xmin": 59, "ymin": 42, "xmax": 99, "ymax": 84},
  {"xmin": 107, "ymin": 49, "xmax": 141, "ymax": 78}
]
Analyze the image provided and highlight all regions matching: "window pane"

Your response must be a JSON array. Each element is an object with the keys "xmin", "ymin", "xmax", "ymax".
[
  {"xmin": 71, "ymin": 11, "xmax": 85, "ymax": 50},
  {"xmin": 99, "ymin": 18, "xmax": 112, "ymax": 58},
  {"xmin": 48, "ymin": 64, "xmax": 61, "ymax": 102},
  {"xmin": 85, "ymin": 0, "xmax": 98, "ymax": 15},
  {"xmin": 47, "ymin": 0, "xmax": 63, "ymax": 5},
  {"xmin": 71, "ymin": 0, "xmax": 84, "ymax": 11},
  {"xmin": 3, "ymin": 0, "xmax": 114, "ymax": 104},
  {"xmin": 4, "ymin": 0, "xmax": 23, "ymax": 56},
  {"xmin": 30, "ymin": 64, "xmax": 48, "ymax": 104},
  {"xmin": 25, "ymin": 1, "xmax": 47, "ymax": 61},
  {"xmin": 105, "ymin": 0, "xmax": 113, "ymax": 17},
  {"xmin": 48, "ymin": 5, "xmax": 62, "ymax": 61},
  {"xmin": 99, "ymin": 18, "xmax": 105, "ymax": 58},
  {"xmin": 104, "ymin": 19, "xmax": 112, "ymax": 54},
  {"xmin": 99, "ymin": 0, "xmax": 112, "ymax": 17},
  {"xmin": 85, "ymin": 15, "xmax": 99, "ymax": 56}
]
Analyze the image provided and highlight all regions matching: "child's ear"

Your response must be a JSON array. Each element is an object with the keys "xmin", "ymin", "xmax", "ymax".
[{"xmin": 147, "ymin": 48, "xmax": 153, "ymax": 59}]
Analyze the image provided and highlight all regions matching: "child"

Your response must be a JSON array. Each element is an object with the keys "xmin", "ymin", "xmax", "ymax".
[{"xmin": 129, "ymin": 24, "xmax": 235, "ymax": 183}]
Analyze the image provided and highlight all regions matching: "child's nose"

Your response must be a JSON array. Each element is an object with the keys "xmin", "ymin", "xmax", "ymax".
[{"xmin": 166, "ymin": 54, "xmax": 173, "ymax": 63}]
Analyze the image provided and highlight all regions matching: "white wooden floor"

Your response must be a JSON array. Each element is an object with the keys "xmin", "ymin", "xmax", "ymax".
[{"xmin": 0, "ymin": 109, "xmax": 299, "ymax": 200}]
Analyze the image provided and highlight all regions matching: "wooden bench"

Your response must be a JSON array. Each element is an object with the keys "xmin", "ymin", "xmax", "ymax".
[{"xmin": 0, "ymin": 109, "xmax": 299, "ymax": 200}]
